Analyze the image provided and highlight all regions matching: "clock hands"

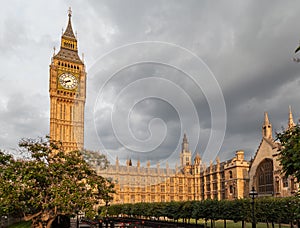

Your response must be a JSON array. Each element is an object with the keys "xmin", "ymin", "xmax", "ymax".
[{"xmin": 59, "ymin": 73, "xmax": 78, "ymax": 89}]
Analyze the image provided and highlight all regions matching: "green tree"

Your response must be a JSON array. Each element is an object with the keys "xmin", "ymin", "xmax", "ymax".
[
  {"xmin": 81, "ymin": 149, "xmax": 109, "ymax": 169},
  {"xmin": 0, "ymin": 137, "xmax": 114, "ymax": 228},
  {"xmin": 277, "ymin": 124, "xmax": 300, "ymax": 182}
]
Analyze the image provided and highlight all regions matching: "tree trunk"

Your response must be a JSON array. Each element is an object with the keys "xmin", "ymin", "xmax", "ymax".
[
  {"xmin": 224, "ymin": 219, "xmax": 226, "ymax": 228},
  {"xmin": 46, "ymin": 218, "xmax": 56, "ymax": 228},
  {"xmin": 271, "ymin": 221, "xmax": 275, "ymax": 228},
  {"xmin": 242, "ymin": 220, "xmax": 245, "ymax": 228}
]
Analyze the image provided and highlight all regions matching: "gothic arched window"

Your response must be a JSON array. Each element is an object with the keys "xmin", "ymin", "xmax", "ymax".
[{"xmin": 256, "ymin": 159, "xmax": 274, "ymax": 194}]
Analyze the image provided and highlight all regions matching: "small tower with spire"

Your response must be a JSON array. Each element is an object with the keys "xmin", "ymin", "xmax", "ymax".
[
  {"xmin": 60, "ymin": 7, "xmax": 78, "ymax": 52},
  {"xmin": 288, "ymin": 106, "xmax": 295, "ymax": 129},
  {"xmin": 262, "ymin": 112, "xmax": 272, "ymax": 139},
  {"xmin": 180, "ymin": 133, "xmax": 192, "ymax": 167}
]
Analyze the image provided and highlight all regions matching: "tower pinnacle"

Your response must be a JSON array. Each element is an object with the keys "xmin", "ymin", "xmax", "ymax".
[
  {"xmin": 262, "ymin": 112, "xmax": 272, "ymax": 139},
  {"xmin": 68, "ymin": 7, "xmax": 72, "ymax": 18},
  {"xmin": 183, "ymin": 133, "xmax": 187, "ymax": 143},
  {"xmin": 288, "ymin": 106, "xmax": 295, "ymax": 129},
  {"xmin": 264, "ymin": 112, "xmax": 270, "ymax": 125},
  {"xmin": 63, "ymin": 7, "xmax": 76, "ymax": 39},
  {"xmin": 180, "ymin": 133, "xmax": 191, "ymax": 167},
  {"xmin": 182, "ymin": 133, "xmax": 189, "ymax": 152},
  {"xmin": 54, "ymin": 8, "xmax": 82, "ymax": 63}
]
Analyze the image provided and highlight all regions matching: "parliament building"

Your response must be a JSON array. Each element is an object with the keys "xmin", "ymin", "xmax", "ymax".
[
  {"xmin": 97, "ymin": 109, "xmax": 299, "ymax": 204},
  {"xmin": 49, "ymin": 10, "xmax": 299, "ymax": 205}
]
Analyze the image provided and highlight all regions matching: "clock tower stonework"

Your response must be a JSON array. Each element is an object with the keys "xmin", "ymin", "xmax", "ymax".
[{"xmin": 49, "ymin": 9, "xmax": 86, "ymax": 151}]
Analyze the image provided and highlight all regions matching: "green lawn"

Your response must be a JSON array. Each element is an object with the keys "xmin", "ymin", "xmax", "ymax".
[
  {"xmin": 205, "ymin": 220, "xmax": 290, "ymax": 228},
  {"xmin": 177, "ymin": 219, "xmax": 290, "ymax": 228},
  {"xmin": 8, "ymin": 221, "xmax": 31, "ymax": 228},
  {"xmin": 8, "ymin": 219, "xmax": 290, "ymax": 228}
]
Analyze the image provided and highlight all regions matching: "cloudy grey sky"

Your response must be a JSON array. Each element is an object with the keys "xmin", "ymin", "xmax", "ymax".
[{"xmin": 1, "ymin": 0, "xmax": 300, "ymax": 167}]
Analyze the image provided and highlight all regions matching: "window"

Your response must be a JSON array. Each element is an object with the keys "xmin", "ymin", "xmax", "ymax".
[
  {"xmin": 229, "ymin": 171, "xmax": 233, "ymax": 179},
  {"xmin": 275, "ymin": 180, "xmax": 279, "ymax": 193},
  {"xmin": 151, "ymin": 186, "xmax": 155, "ymax": 192},
  {"xmin": 151, "ymin": 195, "xmax": 155, "ymax": 202},
  {"xmin": 213, "ymin": 183, "xmax": 217, "ymax": 191},
  {"xmin": 170, "ymin": 186, "xmax": 174, "ymax": 192},
  {"xmin": 221, "ymin": 172, "xmax": 225, "ymax": 179},
  {"xmin": 70, "ymin": 106, "xmax": 73, "ymax": 121},
  {"xmin": 131, "ymin": 195, "xmax": 135, "ymax": 203},
  {"xmin": 283, "ymin": 176, "xmax": 288, "ymax": 188},
  {"xmin": 256, "ymin": 159, "xmax": 274, "ymax": 194},
  {"xmin": 213, "ymin": 173, "xmax": 217, "ymax": 180},
  {"xmin": 291, "ymin": 178, "xmax": 295, "ymax": 192},
  {"xmin": 206, "ymin": 183, "xmax": 211, "ymax": 191},
  {"xmin": 229, "ymin": 185, "xmax": 233, "ymax": 194},
  {"xmin": 60, "ymin": 103, "xmax": 63, "ymax": 119}
]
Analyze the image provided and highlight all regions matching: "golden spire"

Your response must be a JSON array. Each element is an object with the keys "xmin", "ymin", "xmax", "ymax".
[
  {"xmin": 262, "ymin": 112, "xmax": 272, "ymax": 139},
  {"xmin": 62, "ymin": 7, "xmax": 76, "ymax": 39},
  {"xmin": 288, "ymin": 106, "xmax": 295, "ymax": 129},
  {"xmin": 54, "ymin": 7, "xmax": 82, "ymax": 63},
  {"xmin": 264, "ymin": 112, "xmax": 270, "ymax": 125}
]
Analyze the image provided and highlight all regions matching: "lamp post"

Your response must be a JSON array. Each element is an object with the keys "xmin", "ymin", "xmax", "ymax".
[
  {"xmin": 105, "ymin": 200, "xmax": 110, "ymax": 228},
  {"xmin": 249, "ymin": 186, "xmax": 258, "ymax": 228}
]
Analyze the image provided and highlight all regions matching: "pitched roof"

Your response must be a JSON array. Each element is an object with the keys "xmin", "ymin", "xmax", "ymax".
[{"xmin": 54, "ymin": 48, "xmax": 82, "ymax": 64}]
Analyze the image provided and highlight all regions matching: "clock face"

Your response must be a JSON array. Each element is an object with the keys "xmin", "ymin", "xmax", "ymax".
[{"xmin": 58, "ymin": 73, "xmax": 78, "ymax": 90}]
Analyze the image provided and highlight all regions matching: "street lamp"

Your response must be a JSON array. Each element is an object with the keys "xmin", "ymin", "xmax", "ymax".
[
  {"xmin": 249, "ymin": 186, "xmax": 258, "ymax": 228},
  {"xmin": 105, "ymin": 200, "xmax": 110, "ymax": 228}
]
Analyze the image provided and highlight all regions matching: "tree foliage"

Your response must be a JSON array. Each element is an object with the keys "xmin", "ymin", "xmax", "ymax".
[
  {"xmin": 106, "ymin": 197, "xmax": 300, "ymax": 225},
  {"xmin": 277, "ymin": 124, "xmax": 300, "ymax": 181},
  {"xmin": 0, "ymin": 137, "xmax": 114, "ymax": 228}
]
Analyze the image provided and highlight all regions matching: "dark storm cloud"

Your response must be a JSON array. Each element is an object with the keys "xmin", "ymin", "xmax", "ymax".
[
  {"xmin": 0, "ymin": 93, "xmax": 48, "ymax": 151},
  {"xmin": 65, "ymin": 0, "xmax": 300, "ymax": 164}
]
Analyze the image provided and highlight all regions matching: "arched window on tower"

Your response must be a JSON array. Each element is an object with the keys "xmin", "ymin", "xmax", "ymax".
[
  {"xmin": 263, "ymin": 126, "xmax": 267, "ymax": 137},
  {"xmin": 256, "ymin": 158, "xmax": 274, "ymax": 195}
]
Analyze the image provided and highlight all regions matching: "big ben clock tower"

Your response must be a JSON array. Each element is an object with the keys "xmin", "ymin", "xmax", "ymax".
[{"xmin": 49, "ymin": 8, "xmax": 86, "ymax": 152}]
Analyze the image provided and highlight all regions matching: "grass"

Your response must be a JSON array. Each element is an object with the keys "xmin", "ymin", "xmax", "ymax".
[
  {"xmin": 215, "ymin": 221, "xmax": 287, "ymax": 227},
  {"xmin": 8, "ymin": 221, "xmax": 31, "ymax": 228},
  {"xmin": 8, "ymin": 219, "xmax": 291, "ymax": 228},
  {"xmin": 177, "ymin": 219, "xmax": 289, "ymax": 228},
  {"xmin": 202, "ymin": 220, "xmax": 290, "ymax": 228}
]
